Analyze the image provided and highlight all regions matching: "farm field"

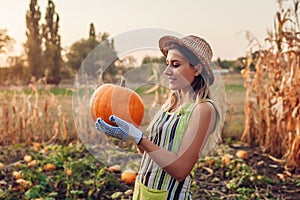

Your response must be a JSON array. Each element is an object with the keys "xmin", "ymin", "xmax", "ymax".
[
  {"xmin": 0, "ymin": 72, "xmax": 299, "ymax": 199},
  {"xmin": 0, "ymin": 139, "xmax": 299, "ymax": 199}
]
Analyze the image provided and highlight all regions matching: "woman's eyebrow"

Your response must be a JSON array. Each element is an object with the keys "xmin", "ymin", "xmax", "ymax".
[{"xmin": 166, "ymin": 59, "xmax": 181, "ymax": 63}]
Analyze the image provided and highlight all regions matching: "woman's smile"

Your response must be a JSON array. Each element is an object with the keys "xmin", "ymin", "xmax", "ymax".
[
  {"xmin": 168, "ymin": 76, "xmax": 177, "ymax": 82},
  {"xmin": 164, "ymin": 49, "xmax": 196, "ymax": 92}
]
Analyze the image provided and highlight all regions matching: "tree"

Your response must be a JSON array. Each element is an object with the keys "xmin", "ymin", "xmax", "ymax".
[
  {"xmin": 141, "ymin": 55, "xmax": 165, "ymax": 65},
  {"xmin": 0, "ymin": 29, "xmax": 14, "ymax": 54},
  {"xmin": 42, "ymin": 0, "xmax": 63, "ymax": 79},
  {"xmin": 89, "ymin": 23, "xmax": 96, "ymax": 40},
  {"xmin": 7, "ymin": 55, "xmax": 27, "ymax": 81},
  {"xmin": 66, "ymin": 28, "xmax": 118, "ymax": 78},
  {"xmin": 25, "ymin": 0, "xmax": 43, "ymax": 78}
]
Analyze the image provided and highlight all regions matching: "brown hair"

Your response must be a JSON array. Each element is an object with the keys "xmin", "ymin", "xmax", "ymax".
[{"xmin": 164, "ymin": 43, "xmax": 211, "ymax": 111}]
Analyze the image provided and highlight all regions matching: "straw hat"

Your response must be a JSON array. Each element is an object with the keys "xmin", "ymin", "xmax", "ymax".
[{"xmin": 159, "ymin": 35, "xmax": 214, "ymax": 85}]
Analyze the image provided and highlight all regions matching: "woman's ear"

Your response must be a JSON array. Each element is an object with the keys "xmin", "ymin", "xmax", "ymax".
[{"xmin": 194, "ymin": 64, "xmax": 203, "ymax": 76}]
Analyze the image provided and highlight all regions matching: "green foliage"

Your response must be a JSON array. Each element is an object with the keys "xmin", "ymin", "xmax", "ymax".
[
  {"xmin": 0, "ymin": 29, "xmax": 14, "ymax": 54},
  {"xmin": 25, "ymin": 0, "xmax": 43, "ymax": 78},
  {"xmin": 66, "ymin": 32, "xmax": 118, "ymax": 78},
  {"xmin": 0, "ymin": 67, "xmax": 12, "ymax": 83},
  {"xmin": 216, "ymin": 51, "xmax": 260, "ymax": 72},
  {"xmin": 296, "ymin": 179, "xmax": 300, "ymax": 187},
  {"xmin": 0, "ymin": 143, "xmax": 132, "ymax": 199},
  {"xmin": 216, "ymin": 57, "xmax": 244, "ymax": 72},
  {"xmin": 66, "ymin": 38, "xmax": 98, "ymax": 73},
  {"xmin": 191, "ymin": 145, "xmax": 299, "ymax": 200},
  {"xmin": 225, "ymin": 84, "xmax": 245, "ymax": 92},
  {"xmin": 6, "ymin": 56, "xmax": 28, "ymax": 81},
  {"xmin": 0, "ymin": 55, "xmax": 29, "ymax": 84},
  {"xmin": 0, "ymin": 142, "xmax": 298, "ymax": 199},
  {"xmin": 141, "ymin": 55, "xmax": 165, "ymax": 65},
  {"xmin": 216, "ymin": 58, "xmax": 236, "ymax": 69},
  {"xmin": 42, "ymin": 0, "xmax": 63, "ymax": 79},
  {"xmin": 24, "ymin": 0, "xmax": 66, "ymax": 80}
]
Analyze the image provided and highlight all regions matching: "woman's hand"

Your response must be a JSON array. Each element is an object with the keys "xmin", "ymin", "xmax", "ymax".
[{"xmin": 95, "ymin": 115, "xmax": 143, "ymax": 144}]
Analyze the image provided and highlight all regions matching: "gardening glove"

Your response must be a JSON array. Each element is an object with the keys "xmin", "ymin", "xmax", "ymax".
[{"xmin": 95, "ymin": 115, "xmax": 143, "ymax": 144}]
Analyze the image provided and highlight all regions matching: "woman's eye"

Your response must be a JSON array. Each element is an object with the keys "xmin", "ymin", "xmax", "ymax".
[{"xmin": 166, "ymin": 62, "xmax": 180, "ymax": 68}]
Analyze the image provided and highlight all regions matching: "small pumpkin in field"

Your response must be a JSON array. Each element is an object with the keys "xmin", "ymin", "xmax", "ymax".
[
  {"xmin": 236, "ymin": 150, "xmax": 249, "ymax": 160},
  {"xmin": 89, "ymin": 84, "xmax": 144, "ymax": 126},
  {"xmin": 16, "ymin": 178, "xmax": 30, "ymax": 187},
  {"xmin": 13, "ymin": 171, "xmax": 22, "ymax": 180},
  {"xmin": 23, "ymin": 155, "xmax": 32, "ymax": 163},
  {"xmin": 43, "ymin": 163, "xmax": 56, "ymax": 171},
  {"xmin": 27, "ymin": 160, "xmax": 38, "ymax": 168},
  {"xmin": 66, "ymin": 169, "xmax": 73, "ymax": 176},
  {"xmin": 121, "ymin": 169, "xmax": 137, "ymax": 185},
  {"xmin": 222, "ymin": 154, "xmax": 231, "ymax": 165},
  {"xmin": 0, "ymin": 162, "xmax": 4, "ymax": 170},
  {"xmin": 107, "ymin": 164, "xmax": 121, "ymax": 173}
]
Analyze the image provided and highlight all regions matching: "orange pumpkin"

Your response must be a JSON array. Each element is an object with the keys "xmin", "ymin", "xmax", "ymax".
[
  {"xmin": 23, "ymin": 155, "xmax": 32, "ymax": 163},
  {"xmin": 27, "ymin": 160, "xmax": 38, "ymax": 168},
  {"xmin": 13, "ymin": 171, "xmax": 22, "ymax": 180},
  {"xmin": 43, "ymin": 163, "xmax": 56, "ymax": 171},
  {"xmin": 89, "ymin": 84, "xmax": 144, "ymax": 126},
  {"xmin": 0, "ymin": 162, "xmax": 4, "ymax": 170},
  {"xmin": 222, "ymin": 154, "xmax": 231, "ymax": 165},
  {"xmin": 236, "ymin": 150, "xmax": 249, "ymax": 160},
  {"xmin": 66, "ymin": 169, "xmax": 73, "ymax": 176},
  {"xmin": 107, "ymin": 164, "xmax": 121, "ymax": 173},
  {"xmin": 121, "ymin": 169, "xmax": 137, "ymax": 185}
]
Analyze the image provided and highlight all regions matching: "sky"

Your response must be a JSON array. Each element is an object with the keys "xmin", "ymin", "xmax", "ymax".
[{"xmin": 0, "ymin": 0, "xmax": 279, "ymax": 65}]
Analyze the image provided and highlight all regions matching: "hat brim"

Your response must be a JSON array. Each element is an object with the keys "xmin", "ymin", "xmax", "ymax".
[
  {"xmin": 159, "ymin": 35, "xmax": 209, "ymax": 67},
  {"xmin": 159, "ymin": 35, "xmax": 184, "ymax": 56}
]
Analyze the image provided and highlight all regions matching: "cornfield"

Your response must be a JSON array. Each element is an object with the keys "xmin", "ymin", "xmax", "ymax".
[
  {"xmin": 0, "ymin": 77, "xmax": 77, "ymax": 145},
  {"xmin": 241, "ymin": 1, "xmax": 300, "ymax": 171}
]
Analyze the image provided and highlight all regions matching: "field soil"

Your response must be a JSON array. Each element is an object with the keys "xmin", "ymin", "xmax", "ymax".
[{"xmin": 0, "ymin": 142, "xmax": 299, "ymax": 199}]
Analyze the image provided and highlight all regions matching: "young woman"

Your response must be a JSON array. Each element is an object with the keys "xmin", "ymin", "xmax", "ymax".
[{"xmin": 95, "ymin": 35, "xmax": 220, "ymax": 199}]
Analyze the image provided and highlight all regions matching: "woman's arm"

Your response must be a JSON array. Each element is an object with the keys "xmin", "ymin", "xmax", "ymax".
[
  {"xmin": 136, "ymin": 144, "xmax": 145, "ymax": 153},
  {"xmin": 138, "ymin": 102, "xmax": 216, "ymax": 182}
]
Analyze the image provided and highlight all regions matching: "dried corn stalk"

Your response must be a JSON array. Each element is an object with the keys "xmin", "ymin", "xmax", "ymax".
[
  {"xmin": 241, "ymin": 1, "xmax": 300, "ymax": 171},
  {"xmin": 0, "ymin": 76, "xmax": 77, "ymax": 145}
]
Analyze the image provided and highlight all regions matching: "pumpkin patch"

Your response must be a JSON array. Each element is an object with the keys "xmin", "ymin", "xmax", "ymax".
[{"xmin": 89, "ymin": 84, "xmax": 145, "ymax": 127}]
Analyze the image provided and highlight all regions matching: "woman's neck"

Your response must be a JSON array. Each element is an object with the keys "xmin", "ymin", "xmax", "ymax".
[{"xmin": 178, "ymin": 90, "xmax": 191, "ymax": 105}]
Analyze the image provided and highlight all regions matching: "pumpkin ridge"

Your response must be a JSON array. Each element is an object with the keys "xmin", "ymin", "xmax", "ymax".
[
  {"xmin": 129, "ymin": 93, "xmax": 144, "ymax": 127},
  {"xmin": 112, "ymin": 86, "xmax": 132, "ymax": 124},
  {"xmin": 100, "ymin": 85, "xmax": 114, "ymax": 125},
  {"xmin": 94, "ymin": 85, "xmax": 112, "ymax": 124}
]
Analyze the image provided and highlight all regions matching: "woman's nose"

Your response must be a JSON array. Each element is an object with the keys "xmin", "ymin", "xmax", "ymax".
[{"xmin": 164, "ymin": 65, "xmax": 172, "ymax": 75}]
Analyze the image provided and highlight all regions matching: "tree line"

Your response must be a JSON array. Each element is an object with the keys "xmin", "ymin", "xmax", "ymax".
[
  {"xmin": 0, "ymin": 0, "xmax": 121, "ymax": 85},
  {"xmin": 0, "ymin": 0, "xmax": 250, "ymax": 85}
]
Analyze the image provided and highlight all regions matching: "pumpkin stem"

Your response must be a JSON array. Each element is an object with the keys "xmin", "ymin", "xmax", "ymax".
[{"xmin": 120, "ymin": 76, "xmax": 127, "ymax": 87}]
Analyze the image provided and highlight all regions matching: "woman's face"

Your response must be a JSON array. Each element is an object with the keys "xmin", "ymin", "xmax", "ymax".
[{"xmin": 164, "ymin": 49, "xmax": 197, "ymax": 92}]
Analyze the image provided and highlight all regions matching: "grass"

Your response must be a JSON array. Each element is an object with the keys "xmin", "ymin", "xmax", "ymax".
[
  {"xmin": 0, "ymin": 87, "xmax": 73, "ymax": 97},
  {"xmin": 222, "ymin": 73, "xmax": 245, "ymax": 139},
  {"xmin": 225, "ymin": 84, "xmax": 245, "ymax": 92}
]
